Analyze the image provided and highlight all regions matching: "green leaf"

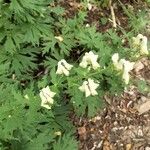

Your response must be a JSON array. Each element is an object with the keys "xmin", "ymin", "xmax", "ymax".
[
  {"xmin": 53, "ymin": 133, "xmax": 78, "ymax": 150},
  {"xmin": 77, "ymin": 26, "xmax": 104, "ymax": 50},
  {"xmin": 0, "ymin": 48, "xmax": 39, "ymax": 77},
  {"xmin": 137, "ymin": 80, "xmax": 149, "ymax": 94},
  {"xmin": 86, "ymin": 96, "xmax": 103, "ymax": 117},
  {"xmin": 23, "ymin": 132, "xmax": 53, "ymax": 150},
  {"xmin": 4, "ymin": 37, "xmax": 17, "ymax": 53}
]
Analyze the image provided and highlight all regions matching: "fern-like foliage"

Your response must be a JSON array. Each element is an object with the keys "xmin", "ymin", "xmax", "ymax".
[
  {"xmin": 0, "ymin": 47, "xmax": 39, "ymax": 77},
  {"xmin": 53, "ymin": 133, "xmax": 78, "ymax": 150},
  {"xmin": 0, "ymin": 83, "xmax": 76, "ymax": 150}
]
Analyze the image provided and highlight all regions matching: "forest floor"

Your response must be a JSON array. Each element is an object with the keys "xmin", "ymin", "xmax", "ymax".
[{"xmin": 60, "ymin": 0, "xmax": 150, "ymax": 149}]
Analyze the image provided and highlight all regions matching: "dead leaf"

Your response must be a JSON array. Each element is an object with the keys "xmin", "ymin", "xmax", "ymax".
[
  {"xmin": 135, "ymin": 100, "xmax": 150, "ymax": 114},
  {"xmin": 134, "ymin": 61, "xmax": 144, "ymax": 73},
  {"xmin": 78, "ymin": 126, "xmax": 87, "ymax": 140},
  {"xmin": 78, "ymin": 126, "xmax": 86, "ymax": 135},
  {"xmin": 104, "ymin": 94, "xmax": 112, "ymax": 105},
  {"xmin": 126, "ymin": 143, "xmax": 132, "ymax": 150},
  {"xmin": 103, "ymin": 140, "xmax": 111, "ymax": 150},
  {"xmin": 120, "ymin": 108, "xmax": 127, "ymax": 113}
]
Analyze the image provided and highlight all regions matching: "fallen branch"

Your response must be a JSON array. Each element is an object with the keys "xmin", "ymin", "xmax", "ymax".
[{"xmin": 109, "ymin": 0, "xmax": 117, "ymax": 28}]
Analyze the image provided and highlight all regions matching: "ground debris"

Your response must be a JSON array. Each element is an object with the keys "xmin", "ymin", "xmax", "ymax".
[{"xmin": 135, "ymin": 99, "xmax": 150, "ymax": 115}]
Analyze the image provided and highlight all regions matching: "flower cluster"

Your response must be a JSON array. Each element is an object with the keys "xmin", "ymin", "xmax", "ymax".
[
  {"xmin": 111, "ymin": 53, "xmax": 124, "ymax": 70},
  {"xmin": 40, "ymin": 51, "xmax": 100, "ymax": 109},
  {"xmin": 112, "ymin": 53, "xmax": 134, "ymax": 84},
  {"xmin": 79, "ymin": 51, "xmax": 100, "ymax": 70},
  {"xmin": 40, "ymin": 86, "xmax": 56, "ymax": 109},
  {"xmin": 132, "ymin": 34, "xmax": 149, "ymax": 55},
  {"xmin": 56, "ymin": 59, "xmax": 73, "ymax": 76},
  {"xmin": 78, "ymin": 78, "xmax": 99, "ymax": 97},
  {"xmin": 40, "ymin": 50, "xmax": 135, "ymax": 109},
  {"xmin": 55, "ymin": 51, "xmax": 100, "ymax": 76}
]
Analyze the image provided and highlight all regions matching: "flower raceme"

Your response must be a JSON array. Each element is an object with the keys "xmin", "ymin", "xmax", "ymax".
[
  {"xmin": 79, "ymin": 51, "xmax": 100, "ymax": 70},
  {"xmin": 111, "ymin": 53, "xmax": 124, "ymax": 70},
  {"xmin": 56, "ymin": 59, "xmax": 73, "ymax": 76},
  {"xmin": 132, "ymin": 34, "xmax": 149, "ymax": 55},
  {"xmin": 79, "ymin": 78, "xmax": 99, "ymax": 97},
  {"xmin": 122, "ymin": 60, "xmax": 134, "ymax": 84},
  {"xmin": 112, "ymin": 53, "xmax": 134, "ymax": 84},
  {"xmin": 40, "ymin": 86, "xmax": 56, "ymax": 109}
]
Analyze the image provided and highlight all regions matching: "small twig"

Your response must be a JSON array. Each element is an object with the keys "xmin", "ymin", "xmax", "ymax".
[
  {"xmin": 108, "ymin": 18, "xmax": 124, "ymax": 30},
  {"xmin": 109, "ymin": 0, "xmax": 117, "ymax": 29}
]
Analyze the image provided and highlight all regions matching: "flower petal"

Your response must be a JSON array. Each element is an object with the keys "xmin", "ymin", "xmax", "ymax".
[
  {"xmin": 80, "ymin": 51, "xmax": 100, "ymax": 70},
  {"xmin": 56, "ymin": 59, "xmax": 73, "ymax": 76}
]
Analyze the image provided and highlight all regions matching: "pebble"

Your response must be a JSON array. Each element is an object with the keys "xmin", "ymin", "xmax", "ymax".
[
  {"xmin": 145, "ymin": 147, "xmax": 150, "ymax": 150},
  {"xmin": 141, "ymin": 96, "xmax": 148, "ymax": 103},
  {"xmin": 134, "ymin": 61, "xmax": 144, "ymax": 73},
  {"xmin": 97, "ymin": 140, "xmax": 103, "ymax": 148},
  {"xmin": 137, "ymin": 128, "xmax": 143, "ymax": 137},
  {"xmin": 113, "ymin": 121, "xmax": 118, "ymax": 126}
]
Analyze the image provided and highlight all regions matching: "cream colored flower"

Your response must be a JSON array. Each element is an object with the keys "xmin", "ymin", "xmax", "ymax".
[
  {"xmin": 140, "ymin": 36, "xmax": 148, "ymax": 55},
  {"xmin": 54, "ymin": 36, "xmax": 63, "ymax": 42},
  {"xmin": 79, "ymin": 51, "xmax": 100, "ymax": 70},
  {"xmin": 87, "ymin": 0, "xmax": 92, "ymax": 10},
  {"xmin": 132, "ymin": 34, "xmax": 143, "ymax": 47},
  {"xmin": 122, "ymin": 60, "xmax": 134, "ymax": 84},
  {"xmin": 79, "ymin": 81, "xmax": 91, "ymax": 97},
  {"xmin": 112, "ymin": 53, "xmax": 123, "ymax": 70},
  {"xmin": 79, "ymin": 78, "xmax": 99, "ymax": 97},
  {"xmin": 24, "ymin": 94, "xmax": 29, "ymax": 100},
  {"xmin": 85, "ymin": 24, "xmax": 90, "ymax": 27},
  {"xmin": 122, "ymin": 72, "xmax": 130, "ymax": 85},
  {"xmin": 112, "ymin": 53, "xmax": 119, "ymax": 64},
  {"xmin": 40, "ymin": 86, "xmax": 56, "ymax": 109},
  {"xmin": 132, "ymin": 34, "xmax": 149, "ymax": 55},
  {"xmin": 87, "ymin": 3, "xmax": 92, "ymax": 10},
  {"xmin": 54, "ymin": 131, "xmax": 61, "ymax": 136},
  {"xmin": 112, "ymin": 53, "xmax": 134, "ymax": 84},
  {"xmin": 56, "ymin": 59, "xmax": 73, "ymax": 76}
]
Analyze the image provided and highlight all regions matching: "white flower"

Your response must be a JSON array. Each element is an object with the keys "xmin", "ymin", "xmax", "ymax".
[
  {"xmin": 24, "ymin": 94, "xmax": 29, "ymax": 100},
  {"xmin": 79, "ymin": 81, "xmax": 91, "ymax": 97},
  {"xmin": 112, "ymin": 53, "xmax": 134, "ymax": 84},
  {"xmin": 112, "ymin": 53, "xmax": 122, "ymax": 69},
  {"xmin": 112, "ymin": 53, "xmax": 123, "ymax": 70},
  {"xmin": 132, "ymin": 34, "xmax": 143, "ymax": 47},
  {"xmin": 79, "ymin": 78, "xmax": 99, "ymax": 97},
  {"xmin": 54, "ymin": 131, "xmax": 61, "ymax": 136},
  {"xmin": 85, "ymin": 24, "xmax": 90, "ymax": 27},
  {"xmin": 122, "ymin": 60, "xmax": 134, "ymax": 84},
  {"xmin": 79, "ymin": 51, "xmax": 100, "ymax": 70},
  {"xmin": 112, "ymin": 53, "xmax": 119, "ymax": 64},
  {"xmin": 132, "ymin": 34, "xmax": 149, "ymax": 55},
  {"xmin": 87, "ymin": 3, "xmax": 92, "ymax": 10},
  {"xmin": 87, "ymin": 0, "xmax": 92, "ymax": 10},
  {"xmin": 40, "ymin": 86, "xmax": 56, "ymax": 109},
  {"xmin": 54, "ymin": 36, "xmax": 63, "ymax": 42},
  {"xmin": 56, "ymin": 59, "xmax": 73, "ymax": 76},
  {"xmin": 140, "ymin": 36, "xmax": 148, "ymax": 55}
]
